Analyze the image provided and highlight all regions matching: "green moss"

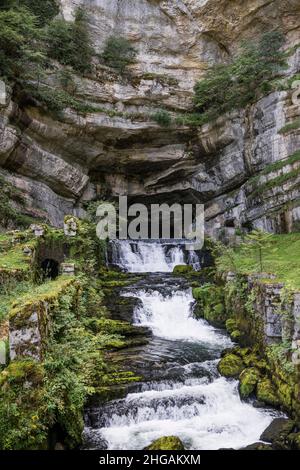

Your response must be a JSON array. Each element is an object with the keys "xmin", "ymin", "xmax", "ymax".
[
  {"xmin": 257, "ymin": 378, "xmax": 280, "ymax": 406},
  {"xmin": 146, "ymin": 436, "xmax": 185, "ymax": 451},
  {"xmin": 278, "ymin": 119, "xmax": 300, "ymax": 135},
  {"xmin": 218, "ymin": 354, "xmax": 245, "ymax": 378},
  {"xmin": 173, "ymin": 265, "xmax": 194, "ymax": 275},
  {"xmin": 239, "ymin": 368, "xmax": 261, "ymax": 398},
  {"xmin": 193, "ymin": 284, "xmax": 227, "ymax": 327},
  {"xmin": 226, "ymin": 318, "xmax": 238, "ymax": 334}
]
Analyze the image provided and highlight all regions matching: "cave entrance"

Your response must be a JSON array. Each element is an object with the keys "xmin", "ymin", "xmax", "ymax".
[{"xmin": 41, "ymin": 259, "xmax": 59, "ymax": 280}]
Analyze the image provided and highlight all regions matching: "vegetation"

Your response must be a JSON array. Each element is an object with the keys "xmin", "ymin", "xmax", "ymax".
[
  {"xmin": 46, "ymin": 7, "xmax": 93, "ymax": 74},
  {"xmin": 193, "ymin": 31, "xmax": 287, "ymax": 124},
  {"xmin": 0, "ymin": 3, "xmax": 95, "ymax": 115},
  {"xmin": 0, "ymin": 176, "xmax": 36, "ymax": 228},
  {"xmin": 151, "ymin": 109, "xmax": 172, "ymax": 127},
  {"xmin": 101, "ymin": 36, "xmax": 136, "ymax": 74},
  {"xmin": 216, "ymin": 232, "xmax": 300, "ymax": 289},
  {"xmin": 278, "ymin": 119, "xmax": 300, "ymax": 135}
]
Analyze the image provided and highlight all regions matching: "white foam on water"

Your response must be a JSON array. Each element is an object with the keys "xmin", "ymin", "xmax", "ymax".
[
  {"xmin": 132, "ymin": 289, "xmax": 231, "ymax": 347},
  {"xmin": 85, "ymin": 377, "xmax": 277, "ymax": 450},
  {"xmin": 111, "ymin": 240, "xmax": 186, "ymax": 272}
]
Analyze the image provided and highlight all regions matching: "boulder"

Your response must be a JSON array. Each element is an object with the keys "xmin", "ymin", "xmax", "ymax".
[
  {"xmin": 218, "ymin": 353, "xmax": 245, "ymax": 378},
  {"xmin": 145, "ymin": 436, "xmax": 185, "ymax": 451},
  {"xmin": 260, "ymin": 418, "xmax": 296, "ymax": 446}
]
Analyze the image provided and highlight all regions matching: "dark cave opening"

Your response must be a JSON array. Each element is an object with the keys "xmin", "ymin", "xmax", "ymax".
[{"xmin": 40, "ymin": 258, "xmax": 59, "ymax": 280}]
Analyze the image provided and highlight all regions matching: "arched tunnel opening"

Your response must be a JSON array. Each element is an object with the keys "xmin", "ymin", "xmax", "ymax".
[{"xmin": 40, "ymin": 258, "xmax": 59, "ymax": 280}]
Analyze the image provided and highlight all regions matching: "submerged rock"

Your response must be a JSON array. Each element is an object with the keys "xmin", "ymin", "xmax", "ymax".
[{"xmin": 145, "ymin": 436, "xmax": 185, "ymax": 451}]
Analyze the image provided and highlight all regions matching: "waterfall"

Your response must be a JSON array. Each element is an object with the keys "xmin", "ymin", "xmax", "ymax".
[
  {"xmin": 110, "ymin": 240, "xmax": 200, "ymax": 273},
  {"xmin": 83, "ymin": 240, "xmax": 282, "ymax": 451},
  {"xmin": 131, "ymin": 289, "xmax": 231, "ymax": 345}
]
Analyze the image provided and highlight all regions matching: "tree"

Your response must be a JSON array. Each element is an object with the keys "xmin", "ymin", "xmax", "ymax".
[
  {"xmin": 102, "ymin": 36, "xmax": 136, "ymax": 74},
  {"xmin": 2, "ymin": 0, "xmax": 59, "ymax": 26},
  {"xmin": 46, "ymin": 7, "xmax": 93, "ymax": 74},
  {"xmin": 0, "ymin": 7, "xmax": 44, "ymax": 79},
  {"xmin": 194, "ymin": 31, "xmax": 286, "ymax": 123},
  {"xmin": 242, "ymin": 230, "xmax": 274, "ymax": 272}
]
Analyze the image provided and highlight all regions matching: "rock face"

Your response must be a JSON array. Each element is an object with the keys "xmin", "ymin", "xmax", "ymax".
[{"xmin": 1, "ymin": 0, "xmax": 300, "ymax": 231}]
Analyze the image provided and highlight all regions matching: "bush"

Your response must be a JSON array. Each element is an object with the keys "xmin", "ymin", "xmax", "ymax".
[
  {"xmin": 4, "ymin": 0, "xmax": 59, "ymax": 26},
  {"xmin": 194, "ymin": 31, "xmax": 287, "ymax": 123},
  {"xmin": 102, "ymin": 36, "xmax": 136, "ymax": 73},
  {"xmin": 46, "ymin": 7, "xmax": 93, "ymax": 74},
  {"xmin": 152, "ymin": 109, "xmax": 172, "ymax": 127},
  {"xmin": 0, "ymin": 7, "xmax": 43, "ymax": 79}
]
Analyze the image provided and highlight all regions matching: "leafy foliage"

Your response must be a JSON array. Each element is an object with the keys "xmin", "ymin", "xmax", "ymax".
[
  {"xmin": 194, "ymin": 31, "xmax": 287, "ymax": 123},
  {"xmin": 102, "ymin": 36, "xmax": 136, "ymax": 73},
  {"xmin": 46, "ymin": 7, "xmax": 93, "ymax": 74},
  {"xmin": 151, "ymin": 109, "xmax": 172, "ymax": 127},
  {"xmin": 2, "ymin": 0, "xmax": 59, "ymax": 26}
]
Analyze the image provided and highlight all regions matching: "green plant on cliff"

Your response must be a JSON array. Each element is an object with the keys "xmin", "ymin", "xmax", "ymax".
[
  {"xmin": 241, "ymin": 230, "xmax": 274, "ymax": 272},
  {"xmin": 151, "ymin": 109, "xmax": 172, "ymax": 127},
  {"xmin": 0, "ymin": 6, "xmax": 44, "ymax": 80},
  {"xmin": 2, "ymin": 1, "xmax": 59, "ymax": 26},
  {"xmin": 46, "ymin": 7, "xmax": 93, "ymax": 74},
  {"xmin": 194, "ymin": 31, "xmax": 286, "ymax": 123},
  {"xmin": 101, "ymin": 36, "xmax": 137, "ymax": 74}
]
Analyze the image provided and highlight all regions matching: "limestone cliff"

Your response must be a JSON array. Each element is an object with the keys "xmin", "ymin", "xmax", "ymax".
[{"xmin": 1, "ymin": 0, "xmax": 300, "ymax": 235}]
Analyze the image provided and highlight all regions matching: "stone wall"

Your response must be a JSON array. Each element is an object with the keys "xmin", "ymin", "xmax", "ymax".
[{"xmin": 9, "ymin": 278, "xmax": 79, "ymax": 361}]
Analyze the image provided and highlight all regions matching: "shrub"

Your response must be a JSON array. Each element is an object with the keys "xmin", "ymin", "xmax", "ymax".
[
  {"xmin": 152, "ymin": 109, "xmax": 172, "ymax": 127},
  {"xmin": 4, "ymin": 0, "xmax": 59, "ymax": 26},
  {"xmin": 0, "ymin": 7, "xmax": 43, "ymax": 79},
  {"xmin": 46, "ymin": 7, "xmax": 93, "ymax": 74},
  {"xmin": 194, "ymin": 31, "xmax": 287, "ymax": 123},
  {"xmin": 102, "ymin": 36, "xmax": 136, "ymax": 73}
]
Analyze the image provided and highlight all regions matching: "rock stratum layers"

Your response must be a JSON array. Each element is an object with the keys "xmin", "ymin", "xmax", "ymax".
[{"xmin": 1, "ymin": 0, "xmax": 300, "ymax": 234}]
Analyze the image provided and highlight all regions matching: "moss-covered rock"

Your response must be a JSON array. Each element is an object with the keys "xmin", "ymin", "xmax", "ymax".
[
  {"xmin": 239, "ymin": 367, "xmax": 261, "ymax": 398},
  {"xmin": 145, "ymin": 436, "xmax": 185, "ymax": 450},
  {"xmin": 193, "ymin": 283, "xmax": 227, "ymax": 327},
  {"xmin": 225, "ymin": 318, "xmax": 238, "ymax": 334},
  {"xmin": 173, "ymin": 265, "xmax": 194, "ymax": 275},
  {"xmin": 218, "ymin": 353, "xmax": 245, "ymax": 378},
  {"xmin": 256, "ymin": 378, "xmax": 280, "ymax": 406}
]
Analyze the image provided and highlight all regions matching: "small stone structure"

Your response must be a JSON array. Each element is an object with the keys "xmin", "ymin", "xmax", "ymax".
[
  {"xmin": 61, "ymin": 263, "xmax": 75, "ymax": 276},
  {"xmin": 64, "ymin": 216, "xmax": 78, "ymax": 237}
]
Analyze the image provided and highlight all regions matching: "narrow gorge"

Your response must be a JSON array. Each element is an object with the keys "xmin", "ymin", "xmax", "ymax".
[{"xmin": 1, "ymin": 0, "xmax": 300, "ymax": 455}]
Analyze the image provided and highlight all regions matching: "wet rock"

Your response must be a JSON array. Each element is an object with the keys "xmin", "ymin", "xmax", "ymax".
[
  {"xmin": 145, "ymin": 436, "xmax": 185, "ymax": 451},
  {"xmin": 218, "ymin": 353, "xmax": 245, "ymax": 378},
  {"xmin": 241, "ymin": 442, "xmax": 272, "ymax": 450},
  {"xmin": 260, "ymin": 418, "xmax": 296, "ymax": 448},
  {"xmin": 256, "ymin": 378, "xmax": 280, "ymax": 407},
  {"xmin": 239, "ymin": 368, "xmax": 261, "ymax": 399}
]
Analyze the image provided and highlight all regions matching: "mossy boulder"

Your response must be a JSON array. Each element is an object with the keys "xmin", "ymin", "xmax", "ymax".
[
  {"xmin": 239, "ymin": 368, "xmax": 261, "ymax": 398},
  {"xmin": 193, "ymin": 284, "xmax": 227, "ymax": 327},
  {"xmin": 225, "ymin": 319, "xmax": 238, "ymax": 334},
  {"xmin": 145, "ymin": 436, "xmax": 185, "ymax": 450},
  {"xmin": 256, "ymin": 378, "xmax": 280, "ymax": 406},
  {"xmin": 173, "ymin": 265, "xmax": 194, "ymax": 275},
  {"xmin": 218, "ymin": 354, "xmax": 245, "ymax": 378},
  {"xmin": 260, "ymin": 418, "xmax": 296, "ymax": 448}
]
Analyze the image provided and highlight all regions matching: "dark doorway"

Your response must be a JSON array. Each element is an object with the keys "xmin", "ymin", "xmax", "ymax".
[{"xmin": 41, "ymin": 259, "xmax": 59, "ymax": 280}]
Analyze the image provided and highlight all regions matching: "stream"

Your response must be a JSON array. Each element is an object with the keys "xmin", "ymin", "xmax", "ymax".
[{"xmin": 83, "ymin": 241, "xmax": 280, "ymax": 450}]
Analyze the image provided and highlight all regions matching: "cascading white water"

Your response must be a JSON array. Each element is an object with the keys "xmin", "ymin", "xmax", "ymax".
[
  {"xmin": 83, "ymin": 282, "xmax": 281, "ymax": 450},
  {"xmin": 131, "ymin": 289, "xmax": 231, "ymax": 346},
  {"xmin": 110, "ymin": 240, "xmax": 192, "ymax": 273}
]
